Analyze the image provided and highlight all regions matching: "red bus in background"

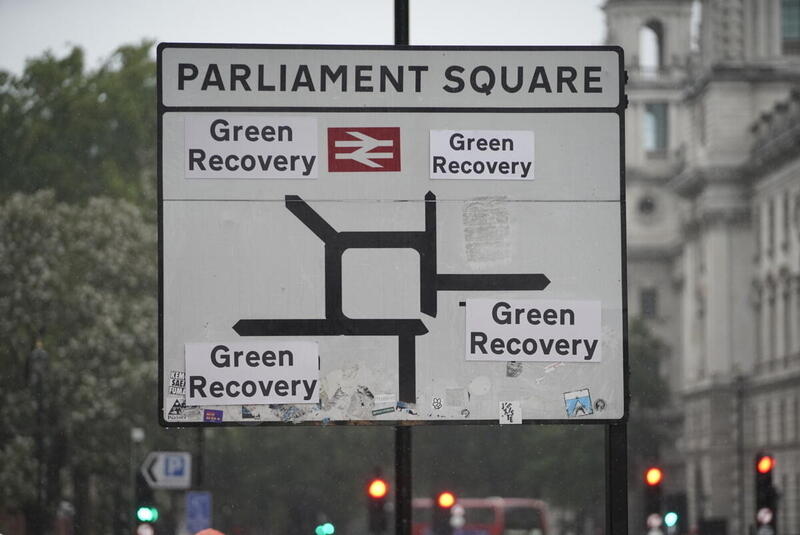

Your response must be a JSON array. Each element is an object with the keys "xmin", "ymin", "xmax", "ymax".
[{"xmin": 412, "ymin": 497, "xmax": 549, "ymax": 535}]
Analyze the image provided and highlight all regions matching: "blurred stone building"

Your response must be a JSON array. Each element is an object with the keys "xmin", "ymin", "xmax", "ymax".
[{"xmin": 605, "ymin": 0, "xmax": 800, "ymax": 533}]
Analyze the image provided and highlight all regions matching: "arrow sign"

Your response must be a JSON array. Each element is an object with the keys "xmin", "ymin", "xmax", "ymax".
[{"xmin": 141, "ymin": 451, "xmax": 192, "ymax": 489}]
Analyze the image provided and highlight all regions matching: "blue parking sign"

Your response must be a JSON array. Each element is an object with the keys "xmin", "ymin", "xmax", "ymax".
[
  {"xmin": 164, "ymin": 454, "xmax": 186, "ymax": 477},
  {"xmin": 186, "ymin": 491, "xmax": 212, "ymax": 534}
]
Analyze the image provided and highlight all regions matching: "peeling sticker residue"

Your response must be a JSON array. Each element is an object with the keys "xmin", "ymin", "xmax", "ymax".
[
  {"xmin": 271, "ymin": 405, "xmax": 306, "ymax": 423},
  {"xmin": 462, "ymin": 197, "xmax": 511, "ymax": 266},
  {"xmin": 396, "ymin": 401, "xmax": 418, "ymax": 415},
  {"xmin": 506, "ymin": 361, "xmax": 523, "ymax": 377},
  {"xmin": 499, "ymin": 401, "xmax": 521, "ymax": 424},
  {"xmin": 445, "ymin": 388, "xmax": 468, "ymax": 407},
  {"xmin": 374, "ymin": 393, "xmax": 395, "ymax": 405},
  {"xmin": 535, "ymin": 362, "xmax": 566, "ymax": 384},
  {"xmin": 319, "ymin": 386, "xmax": 347, "ymax": 411},
  {"xmin": 347, "ymin": 386, "xmax": 375, "ymax": 418},
  {"xmin": 242, "ymin": 405, "xmax": 262, "ymax": 420},
  {"xmin": 341, "ymin": 364, "xmax": 359, "ymax": 380}
]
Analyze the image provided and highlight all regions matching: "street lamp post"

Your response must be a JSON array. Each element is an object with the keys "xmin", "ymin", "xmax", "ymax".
[{"xmin": 28, "ymin": 340, "xmax": 49, "ymax": 535}]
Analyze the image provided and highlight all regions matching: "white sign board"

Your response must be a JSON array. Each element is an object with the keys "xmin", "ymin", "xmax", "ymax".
[
  {"xmin": 141, "ymin": 451, "xmax": 192, "ymax": 489},
  {"xmin": 158, "ymin": 44, "xmax": 627, "ymax": 425}
]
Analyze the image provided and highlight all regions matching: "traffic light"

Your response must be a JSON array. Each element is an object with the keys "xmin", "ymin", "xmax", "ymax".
[
  {"xmin": 644, "ymin": 466, "xmax": 663, "ymax": 520},
  {"xmin": 135, "ymin": 472, "xmax": 159, "ymax": 524},
  {"xmin": 755, "ymin": 452, "xmax": 778, "ymax": 531},
  {"xmin": 432, "ymin": 491, "xmax": 456, "ymax": 535},
  {"xmin": 367, "ymin": 477, "xmax": 388, "ymax": 534},
  {"xmin": 663, "ymin": 492, "xmax": 686, "ymax": 534},
  {"xmin": 314, "ymin": 522, "xmax": 335, "ymax": 535}
]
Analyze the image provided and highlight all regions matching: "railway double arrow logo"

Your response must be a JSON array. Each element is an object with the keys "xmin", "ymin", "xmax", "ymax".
[{"xmin": 327, "ymin": 127, "xmax": 402, "ymax": 172}]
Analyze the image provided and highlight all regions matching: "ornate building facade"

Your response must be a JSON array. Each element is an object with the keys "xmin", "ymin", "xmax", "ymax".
[{"xmin": 605, "ymin": 0, "xmax": 800, "ymax": 533}]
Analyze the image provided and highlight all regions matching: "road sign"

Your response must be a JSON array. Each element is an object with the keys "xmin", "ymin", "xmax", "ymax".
[
  {"xmin": 158, "ymin": 44, "xmax": 626, "ymax": 425},
  {"xmin": 141, "ymin": 451, "xmax": 192, "ymax": 489},
  {"xmin": 186, "ymin": 491, "xmax": 212, "ymax": 534}
]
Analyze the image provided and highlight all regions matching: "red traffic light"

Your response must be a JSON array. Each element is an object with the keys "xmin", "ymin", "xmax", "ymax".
[
  {"xmin": 437, "ymin": 491, "xmax": 456, "ymax": 508},
  {"xmin": 368, "ymin": 478, "xmax": 388, "ymax": 499},
  {"xmin": 757, "ymin": 455, "xmax": 775, "ymax": 474},
  {"xmin": 645, "ymin": 467, "xmax": 663, "ymax": 486}
]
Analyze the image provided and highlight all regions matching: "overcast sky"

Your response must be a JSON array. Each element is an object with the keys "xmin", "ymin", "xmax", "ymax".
[{"xmin": 0, "ymin": 0, "xmax": 606, "ymax": 73}]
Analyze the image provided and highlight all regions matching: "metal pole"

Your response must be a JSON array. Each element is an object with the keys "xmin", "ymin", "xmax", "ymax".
[
  {"xmin": 606, "ymin": 422, "xmax": 629, "ymax": 535},
  {"xmin": 196, "ymin": 427, "xmax": 205, "ymax": 487},
  {"xmin": 395, "ymin": 0, "xmax": 409, "ymax": 46},
  {"xmin": 36, "ymin": 383, "xmax": 43, "ymax": 535},
  {"xmin": 395, "ymin": 426, "xmax": 412, "ymax": 535},
  {"xmin": 394, "ymin": 3, "xmax": 411, "ymax": 533},
  {"xmin": 736, "ymin": 375, "xmax": 746, "ymax": 535},
  {"xmin": 29, "ymin": 341, "xmax": 49, "ymax": 535}
]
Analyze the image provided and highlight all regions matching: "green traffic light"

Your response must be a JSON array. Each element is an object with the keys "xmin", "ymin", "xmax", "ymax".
[
  {"xmin": 664, "ymin": 511, "xmax": 678, "ymax": 527},
  {"xmin": 314, "ymin": 522, "xmax": 334, "ymax": 535},
  {"xmin": 136, "ymin": 506, "xmax": 159, "ymax": 522}
]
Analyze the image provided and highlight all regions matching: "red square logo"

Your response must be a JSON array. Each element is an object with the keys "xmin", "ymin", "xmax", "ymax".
[{"xmin": 328, "ymin": 127, "xmax": 401, "ymax": 172}]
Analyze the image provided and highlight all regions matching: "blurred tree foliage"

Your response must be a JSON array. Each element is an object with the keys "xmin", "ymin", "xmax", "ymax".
[
  {"xmin": 0, "ymin": 191, "xmax": 157, "ymax": 534},
  {"xmin": 0, "ymin": 42, "xmax": 156, "ymax": 208}
]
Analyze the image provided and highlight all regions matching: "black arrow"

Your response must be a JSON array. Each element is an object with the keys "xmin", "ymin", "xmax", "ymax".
[{"xmin": 436, "ymin": 273, "xmax": 550, "ymax": 291}]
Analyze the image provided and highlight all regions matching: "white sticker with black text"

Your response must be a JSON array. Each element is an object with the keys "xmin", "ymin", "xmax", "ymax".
[
  {"xmin": 466, "ymin": 299, "xmax": 601, "ymax": 362},
  {"xmin": 430, "ymin": 130, "xmax": 534, "ymax": 180},
  {"xmin": 184, "ymin": 115, "xmax": 318, "ymax": 179},
  {"xmin": 185, "ymin": 341, "xmax": 319, "ymax": 405}
]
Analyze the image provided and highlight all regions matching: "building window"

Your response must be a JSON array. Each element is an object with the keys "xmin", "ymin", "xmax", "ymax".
[
  {"xmin": 783, "ymin": 191, "xmax": 791, "ymax": 250},
  {"xmin": 640, "ymin": 287, "xmax": 659, "ymax": 319},
  {"xmin": 768, "ymin": 198, "xmax": 776, "ymax": 256},
  {"xmin": 795, "ymin": 474, "xmax": 800, "ymax": 533},
  {"xmin": 770, "ymin": 295, "xmax": 777, "ymax": 361},
  {"xmin": 783, "ymin": 0, "xmax": 800, "ymax": 54},
  {"xmin": 754, "ymin": 206, "xmax": 761, "ymax": 262},
  {"xmin": 766, "ymin": 401, "xmax": 773, "ymax": 444},
  {"xmin": 644, "ymin": 102, "xmax": 669, "ymax": 154},
  {"xmin": 638, "ymin": 195, "xmax": 657, "ymax": 216},
  {"xmin": 755, "ymin": 301, "xmax": 762, "ymax": 363},
  {"xmin": 639, "ymin": 20, "xmax": 665, "ymax": 75},
  {"xmin": 796, "ymin": 396, "xmax": 800, "ymax": 442},
  {"xmin": 785, "ymin": 289, "xmax": 793, "ymax": 358}
]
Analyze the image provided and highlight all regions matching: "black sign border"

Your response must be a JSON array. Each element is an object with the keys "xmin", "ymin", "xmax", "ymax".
[{"xmin": 157, "ymin": 43, "xmax": 628, "ymax": 428}]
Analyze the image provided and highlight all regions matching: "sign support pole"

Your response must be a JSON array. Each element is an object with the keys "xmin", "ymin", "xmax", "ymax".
[
  {"xmin": 393, "ymin": 3, "xmax": 412, "ymax": 535},
  {"xmin": 395, "ymin": 425, "xmax": 412, "ymax": 535},
  {"xmin": 606, "ymin": 422, "xmax": 628, "ymax": 534},
  {"xmin": 394, "ymin": 0, "xmax": 409, "ymax": 46}
]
